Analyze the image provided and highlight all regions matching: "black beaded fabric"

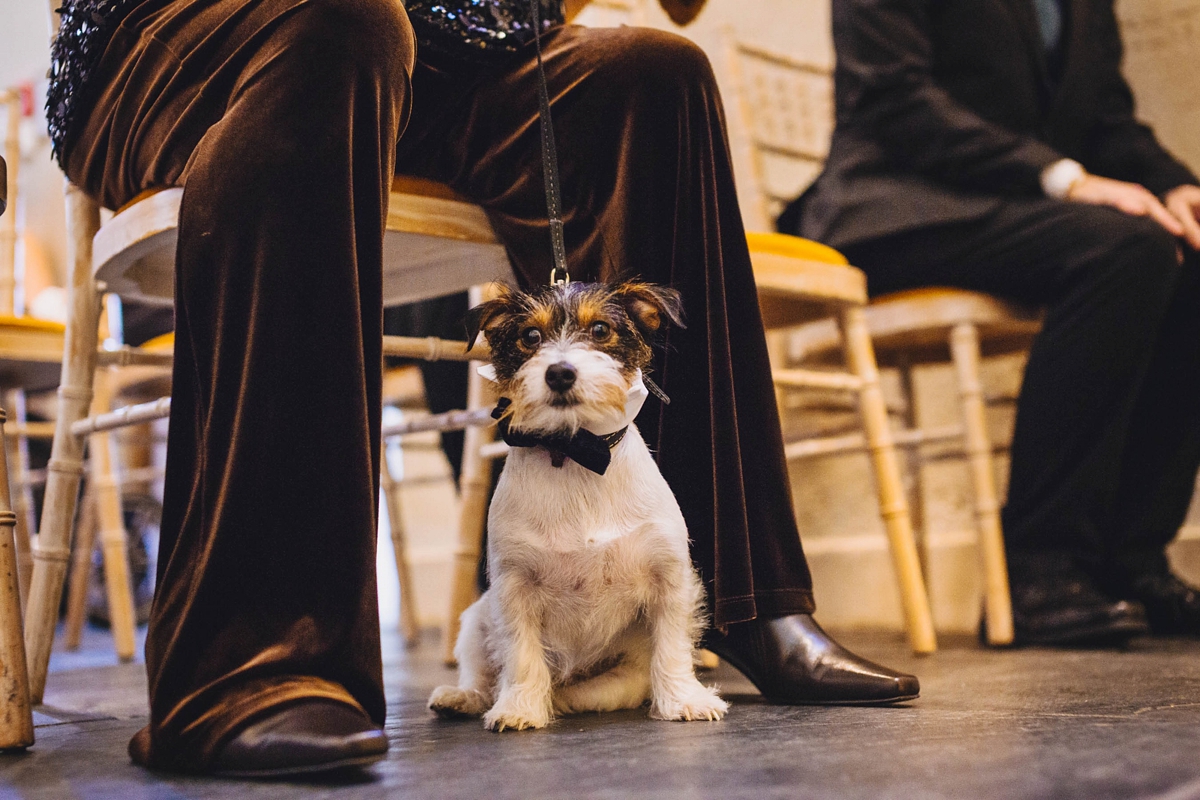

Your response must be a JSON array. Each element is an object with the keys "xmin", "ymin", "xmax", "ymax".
[
  {"xmin": 405, "ymin": 0, "xmax": 564, "ymax": 64},
  {"xmin": 46, "ymin": 0, "xmax": 156, "ymax": 165}
]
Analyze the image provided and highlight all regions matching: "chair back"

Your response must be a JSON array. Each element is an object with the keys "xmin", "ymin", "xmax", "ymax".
[{"xmin": 721, "ymin": 29, "xmax": 833, "ymax": 232}]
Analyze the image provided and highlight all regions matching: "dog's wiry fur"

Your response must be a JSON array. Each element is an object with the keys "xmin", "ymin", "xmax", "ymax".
[{"xmin": 428, "ymin": 282, "xmax": 727, "ymax": 731}]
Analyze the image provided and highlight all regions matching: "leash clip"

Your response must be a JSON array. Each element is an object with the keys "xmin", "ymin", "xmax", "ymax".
[{"xmin": 549, "ymin": 266, "xmax": 570, "ymax": 286}]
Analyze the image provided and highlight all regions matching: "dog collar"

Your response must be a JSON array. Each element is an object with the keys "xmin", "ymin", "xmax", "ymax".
[{"xmin": 491, "ymin": 398, "xmax": 628, "ymax": 474}]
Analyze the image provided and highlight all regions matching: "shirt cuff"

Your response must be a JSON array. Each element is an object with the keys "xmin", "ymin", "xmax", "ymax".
[{"xmin": 1040, "ymin": 158, "xmax": 1087, "ymax": 199}]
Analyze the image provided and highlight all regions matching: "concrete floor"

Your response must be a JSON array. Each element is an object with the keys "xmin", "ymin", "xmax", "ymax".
[{"xmin": 4, "ymin": 626, "xmax": 1200, "ymax": 799}]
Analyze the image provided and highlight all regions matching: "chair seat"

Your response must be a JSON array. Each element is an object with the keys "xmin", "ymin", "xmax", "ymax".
[
  {"xmin": 0, "ymin": 315, "xmax": 66, "ymax": 390},
  {"xmin": 93, "ymin": 179, "xmax": 516, "ymax": 307},
  {"xmin": 140, "ymin": 332, "xmax": 175, "ymax": 352},
  {"xmin": 747, "ymin": 232, "xmax": 867, "ymax": 328},
  {"xmin": 789, "ymin": 287, "xmax": 1042, "ymax": 367}
]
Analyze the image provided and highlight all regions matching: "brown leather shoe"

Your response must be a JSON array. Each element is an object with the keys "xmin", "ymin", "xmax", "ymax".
[
  {"xmin": 211, "ymin": 700, "xmax": 388, "ymax": 779},
  {"xmin": 706, "ymin": 614, "xmax": 919, "ymax": 705}
]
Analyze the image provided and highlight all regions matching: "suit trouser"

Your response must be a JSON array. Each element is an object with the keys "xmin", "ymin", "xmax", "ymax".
[
  {"xmin": 840, "ymin": 198, "xmax": 1200, "ymax": 575},
  {"xmin": 64, "ymin": 0, "xmax": 814, "ymax": 771}
]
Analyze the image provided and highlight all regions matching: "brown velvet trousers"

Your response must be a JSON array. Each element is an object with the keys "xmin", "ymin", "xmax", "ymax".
[{"xmin": 64, "ymin": 0, "xmax": 814, "ymax": 772}]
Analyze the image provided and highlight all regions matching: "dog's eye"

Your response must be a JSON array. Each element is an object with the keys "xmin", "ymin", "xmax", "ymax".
[
  {"xmin": 520, "ymin": 328, "xmax": 543, "ymax": 348},
  {"xmin": 589, "ymin": 321, "xmax": 612, "ymax": 341}
]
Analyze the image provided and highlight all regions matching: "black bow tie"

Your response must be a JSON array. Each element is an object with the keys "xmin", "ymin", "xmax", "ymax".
[{"xmin": 492, "ymin": 398, "xmax": 628, "ymax": 475}]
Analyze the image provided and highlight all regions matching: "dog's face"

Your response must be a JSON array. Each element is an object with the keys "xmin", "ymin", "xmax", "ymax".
[{"xmin": 466, "ymin": 281, "xmax": 684, "ymax": 435}]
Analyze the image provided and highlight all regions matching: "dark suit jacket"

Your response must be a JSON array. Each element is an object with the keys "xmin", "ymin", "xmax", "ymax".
[{"xmin": 788, "ymin": 0, "xmax": 1198, "ymax": 250}]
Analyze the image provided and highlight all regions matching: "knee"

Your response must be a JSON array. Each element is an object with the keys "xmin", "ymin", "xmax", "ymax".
[
  {"xmin": 1108, "ymin": 214, "xmax": 1182, "ymax": 291},
  {"xmin": 585, "ymin": 27, "xmax": 718, "ymax": 105},
  {"xmin": 286, "ymin": 0, "xmax": 415, "ymax": 83}
]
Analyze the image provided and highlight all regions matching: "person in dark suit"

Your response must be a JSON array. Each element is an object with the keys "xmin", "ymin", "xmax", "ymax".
[{"xmin": 781, "ymin": 0, "xmax": 1200, "ymax": 646}]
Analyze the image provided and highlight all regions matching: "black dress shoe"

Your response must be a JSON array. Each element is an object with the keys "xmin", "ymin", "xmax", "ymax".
[
  {"xmin": 211, "ymin": 700, "xmax": 388, "ymax": 779},
  {"xmin": 1119, "ymin": 570, "xmax": 1200, "ymax": 635},
  {"xmin": 1003, "ymin": 554, "xmax": 1149, "ymax": 647},
  {"xmin": 705, "ymin": 614, "xmax": 919, "ymax": 705}
]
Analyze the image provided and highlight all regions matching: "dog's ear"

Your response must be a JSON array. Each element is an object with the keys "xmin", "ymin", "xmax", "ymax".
[
  {"xmin": 463, "ymin": 287, "xmax": 519, "ymax": 352},
  {"xmin": 613, "ymin": 282, "xmax": 685, "ymax": 338}
]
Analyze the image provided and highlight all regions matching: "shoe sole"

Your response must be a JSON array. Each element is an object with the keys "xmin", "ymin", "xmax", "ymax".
[
  {"xmin": 769, "ymin": 693, "xmax": 920, "ymax": 707},
  {"xmin": 211, "ymin": 751, "xmax": 386, "ymax": 780},
  {"xmin": 1013, "ymin": 619, "xmax": 1150, "ymax": 648}
]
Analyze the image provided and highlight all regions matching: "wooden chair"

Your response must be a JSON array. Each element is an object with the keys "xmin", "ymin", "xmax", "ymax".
[
  {"xmin": 4, "ymin": 86, "xmax": 152, "ymax": 662},
  {"xmin": 750, "ymin": 232, "xmax": 937, "ymax": 653},
  {"xmin": 60, "ymin": 329, "xmax": 173, "ymax": 652},
  {"xmin": 0, "ymin": 153, "xmax": 34, "ymax": 751},
  {"xmin": 22, "ymin": 176, "xmax": 514, "ymax": 701},
  {"xmin": 723, "ymin": 32, "xmax": 1042, "ymax": 645},
  {"xmin": 0, "ymin": 90, "xmax": 67, "ymax": 615}
]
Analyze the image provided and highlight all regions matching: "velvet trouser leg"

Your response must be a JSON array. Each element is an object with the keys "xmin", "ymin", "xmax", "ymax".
[
  {"xmin": 395, "ymin": 26, "xmax": 815, "ymax": 626},
  {"xmin": 63, "ymin": 0, "xmax": 414, "ymax": 772},
  {"xmin": 63, "ymin": 14, "xmax": 813, "ymax": 771},
  {"xmin": 840, "ymin": 199, "xmax": 1200, "ymax": 572}
]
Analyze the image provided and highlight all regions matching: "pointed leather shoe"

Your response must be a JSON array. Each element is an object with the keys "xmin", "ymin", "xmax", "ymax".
[
  {"xmin": 1121, "ymin": 570, "xmax": 1200, "ymax": 636},
  {"xmin": 211, "ymin": 700, "xmax": 388, "ymax": 779},
  {"xmin": 706, "ymin": 614, "xmax": 919, "ymax": 705}
]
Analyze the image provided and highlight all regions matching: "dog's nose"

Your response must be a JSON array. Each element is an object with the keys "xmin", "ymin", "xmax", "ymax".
[{"xmin": 545, "ymin": 362, "xmax": 577, "ymax": 393}]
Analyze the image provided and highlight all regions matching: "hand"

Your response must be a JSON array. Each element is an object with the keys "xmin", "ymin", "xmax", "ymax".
[
  {"xmin": 1165, "ymin": 185, "xmax": 1200, "ymax": 250},
  {"xmin": 1067, "ymin": 174, "xmax": 1184, "ymax": 239}
]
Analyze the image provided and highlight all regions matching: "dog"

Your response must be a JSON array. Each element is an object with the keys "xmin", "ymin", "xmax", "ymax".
[{"xmin": 427, "ymin": 280, "xmax": 728, "ymax": 731}]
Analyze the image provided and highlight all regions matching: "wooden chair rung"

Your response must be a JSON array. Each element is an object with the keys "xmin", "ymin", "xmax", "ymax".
[
  {"xmin": 382, "ymin": 335, "xmax": 486, "ymax": 362},
  {"xmin": 381, "ymin": 407, "xmax": 493, "ymax": 439},
  {"xmin": 772, "ymin": 367, "xmax": 861, "ymax": 391},
  {"xmin": 70, "ymin": 395, "xmax": 172, "ymax": 437},
  {"xmin": 96, "ymin": 345, "xmax": 174, "ymax": 368},
  {"xmin": 785, "ymin": 423, "xmax": 964, "ymax": 461}
]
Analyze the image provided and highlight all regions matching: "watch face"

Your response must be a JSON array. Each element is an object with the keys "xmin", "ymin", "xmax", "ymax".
[{"xmin": 659, "ymin": 0, "xmax": 706, "ymax": 25}]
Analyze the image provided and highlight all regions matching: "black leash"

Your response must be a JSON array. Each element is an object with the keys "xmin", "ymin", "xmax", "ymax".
[
  {"xmin": 527, "ymin": 0, "xmax": 671, "ymax": 407},
  {"xmin": 531, "ymin": 0, "xmax": 569, "ymax": 286}
]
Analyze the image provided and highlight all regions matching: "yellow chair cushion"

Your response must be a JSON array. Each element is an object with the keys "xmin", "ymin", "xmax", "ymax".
[
  {"xmin": 141, "ymin": 332, "xmax": 175, "ymax": 352},
  {"xmin": 0, "ymin": 314, "xmax": 66, "ymax": 334},
  {"xmin": 746, "ymin": 232, "xmax": 848, "ymax": 266}
]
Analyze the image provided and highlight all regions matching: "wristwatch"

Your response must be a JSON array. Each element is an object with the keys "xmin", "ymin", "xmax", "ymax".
[{"xmin": 1040, "ymin": 158, "xmax": 1087, "ymax": 199}]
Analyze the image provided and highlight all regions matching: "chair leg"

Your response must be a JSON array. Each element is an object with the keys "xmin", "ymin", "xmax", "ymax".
[
  {"xmin": 0, "ymin": 407, "xmax": 34, "ymax": 750},
  {"xmin": 443, "ymin": 355, "xmax": 494, "ymax": 666},
  {"xmin": 381, "ymin": 440, "xmax": 420, "ymax": 647},
  {"xmin": 949, "ymin": 323, "xmax": 1013, "ymax": 646},
  {"xmin": 87, "ymin": 368, "xmax": 137, "ymax": 661},
  {"xmin": 4, "ymin": 389, "xmax": 34, "ymax": 610},
  {"xmin": 839, "ymin": 305, "xmax": 937, "ymax": 654},
  {"xmin": 63, "ymin": 484, "xmax": 98, "ymax": 651},
  {"xmin": 895, "ymin": 358, "xmax": 930, "ymax": 576},
  {"xmin": 25, "ymin": 182, "xmax": 102, "ymax": 702}
]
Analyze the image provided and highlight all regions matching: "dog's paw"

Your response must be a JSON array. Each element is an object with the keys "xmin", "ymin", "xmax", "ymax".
[
  {"xmin": 428, "ymin": 686, "xmax": 489, "ymax": 718},
  {"xmin": 483, "ymin": 698, "xmax": 551, "ymax": 732},
  {"xmin": 650, "ymin": 683, "xmax": 728, "ymax": 722}
]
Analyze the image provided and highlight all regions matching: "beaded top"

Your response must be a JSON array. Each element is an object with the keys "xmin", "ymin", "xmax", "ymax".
[
  {"xmin": 46, "ymin": 0, "xmax": 563, "ymax": 165},
  {"xmin": 405, "ymin": 0, "xmax": 564, "ymax": 62},
  {"xmin": 46, "ymin": 0, "xmax": 154, "ymax": 164}
]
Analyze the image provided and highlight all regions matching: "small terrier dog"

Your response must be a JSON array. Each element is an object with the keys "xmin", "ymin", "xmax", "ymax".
[{"xmin": 428, "ymin": 280, "xmax": 727, "ymax": 731}]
